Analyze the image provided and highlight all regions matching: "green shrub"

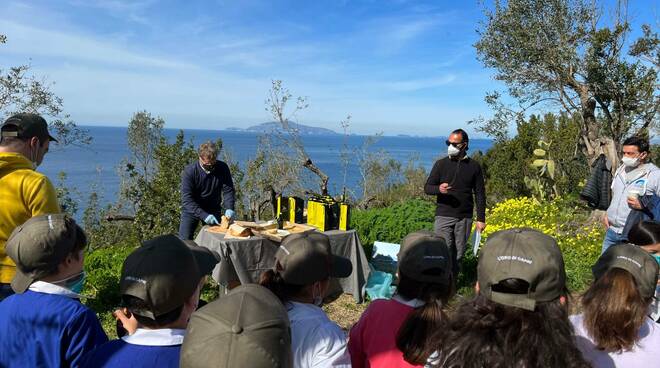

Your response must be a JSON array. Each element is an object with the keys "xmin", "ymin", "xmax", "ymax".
[
  {"xmin": 84, "ymin": 245, "xmax": 136, "ymax": 337},
  {"xmin": 351, "ymin": 199, "xmax": 435, "ymax": 259}
]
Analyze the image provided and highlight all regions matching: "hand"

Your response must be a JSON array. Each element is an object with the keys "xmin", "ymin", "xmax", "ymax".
[
  {"xmin": 627, "ymin": 197, "xmax": 642, "ymax": 210},
  {"xmin": 113, "ymin": 308, "xmax": 138, "ymax": 336},
  {"xmin": 602, "ymin": 214, "xmax": 610, "ymax": 229},
  {"xmin": 224, "ymin": 209, "xmax": 235, "ymax": 219},
  {"xmin": 204, "ymin": 214, "xmax": 220, "ymax": 225},
  {"xmin": 475, "ymin": 221, "xmax": 486, "ymax": 232},
  {"xmin": 439, "ymin": 183, "xmax": 451, "ymax": 194}
]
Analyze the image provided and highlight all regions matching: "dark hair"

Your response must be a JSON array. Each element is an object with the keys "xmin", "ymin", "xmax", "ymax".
[
  {"xmin": 431, "ymin": 279, "xmax": 589, "ymax": 368},
  {"xmin": 122, "ymin": 295, "xmax": 184, "ymax": 328},
  {"xmin": 395, "ymin": 272, "xmax": 455, "ymax": 365},
  {"xmin": 451, "ymin": 129, "xmax": 469, "ymax": 143},
  {"xmin": 628, "ymin": 220, "xmax": 660, "ymax": 246},
  {"xmin": 70, "ymin": 220, "xmax": 87, "ymax": 258},
  {"xmin": 259, "ymin": 269, "xmax": 308, "ymax": 302},
  {"xmin": 582, "ymin": 268, "xmax": 650, "ymax": 352},
  {"xmin": 0, "ymin": 136, "xmax": 27, "ymax": 148},
  {"xmin": 622, "ymin": 136, "xmax": 650, "ymax": 153}
]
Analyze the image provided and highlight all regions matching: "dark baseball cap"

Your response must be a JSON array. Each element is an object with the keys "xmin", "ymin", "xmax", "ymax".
[
  {"xmin": 182, "ymin": 239, "xmax": 220, "ymax": 276},
  {"xmin": 6, "ymin": 214, "xmax": 85, "ymax": 293},
  {"xmin": 1, "ymin": 113, "xmax": 57, "ymax": 142},
  {"xmin": 120, "ymin": 235, "xmax": 203, "ymax": 320},
  {"xmin": 478, "ymin": 228, "xmax": 566, "ymax": 311},
  {"xmin": 180, "ymin": 284, "xmax": 292, "ymax": 368},
  {"xmin": 274, "ymin": 231, "xmax": 352, "ymax": 285},
  {"xmin": 592, "ymin": 243, "xmax": 659, "ymax": 299},
  {"xmin": 398, "ymin": 231, "xmax": 452, "ymax": 284}
]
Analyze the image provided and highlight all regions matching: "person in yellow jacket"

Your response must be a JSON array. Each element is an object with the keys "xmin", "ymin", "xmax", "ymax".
[{"xmin": 0, "ymin": 113, "xmax": 60, "ymax": 300}]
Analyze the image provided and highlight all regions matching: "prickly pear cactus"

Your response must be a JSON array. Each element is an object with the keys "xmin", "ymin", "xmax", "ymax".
[{"xmin": 524, "ymin": 140, "xmax": 559, "ymax": 201}]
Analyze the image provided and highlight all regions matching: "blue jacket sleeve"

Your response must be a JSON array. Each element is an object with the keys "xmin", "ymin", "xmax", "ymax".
[
  {"xmin": 65, "ymin": 308, "xmax": 108, "ymax": 368},
  {"xmin": 219, "ymin": 162, "xmax": 236, "ymax": 211},
  {"xmin": 181, "ymin": 165, "xmax": 210, "ymax": 221}
]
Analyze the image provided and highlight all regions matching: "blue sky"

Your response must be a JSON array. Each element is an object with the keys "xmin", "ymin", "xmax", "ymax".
[{"xmin": 0, "ymin": 0, "xmax": 657, "ymax": 136}]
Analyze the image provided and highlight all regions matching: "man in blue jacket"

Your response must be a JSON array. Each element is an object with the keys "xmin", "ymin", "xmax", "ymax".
[{"xmin": 179, "ymin": 141, "xmax": 236, "ymax": 240}]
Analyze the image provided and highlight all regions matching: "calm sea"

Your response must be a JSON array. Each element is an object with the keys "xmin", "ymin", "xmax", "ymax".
[{"xmin": 38, "ymin": 126, "xmax": 493, "ymax": 214}]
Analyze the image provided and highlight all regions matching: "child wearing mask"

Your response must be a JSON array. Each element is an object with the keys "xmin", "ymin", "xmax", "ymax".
[{"xmin": 0, "ymin": 214, "xmax": 107, "ymax": 367}]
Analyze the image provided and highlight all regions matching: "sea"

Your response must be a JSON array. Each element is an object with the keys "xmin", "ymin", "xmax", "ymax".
[{"xmin": 38, "ymin": 126, "xmax": 493, "ymax": 215}]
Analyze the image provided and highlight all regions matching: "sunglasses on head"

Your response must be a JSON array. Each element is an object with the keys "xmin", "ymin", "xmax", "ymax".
[{"xmin": 445, "ymin": 140, "xmax": 465, "ymax": 147}]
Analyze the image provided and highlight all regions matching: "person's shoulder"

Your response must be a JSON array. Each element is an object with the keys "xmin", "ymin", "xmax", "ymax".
[
  {"xmin": 183, "ymin": 162, "xmax": 197, "ymax": 173},
  {"xmin": 80, "ymin": 340, "xmax": 128, "ymax": 367}
]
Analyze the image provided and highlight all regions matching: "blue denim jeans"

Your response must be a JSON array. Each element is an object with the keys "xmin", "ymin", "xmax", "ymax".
[{"xmin": 602, "ymin": 228, "xmax": 626, "ymax": 254}]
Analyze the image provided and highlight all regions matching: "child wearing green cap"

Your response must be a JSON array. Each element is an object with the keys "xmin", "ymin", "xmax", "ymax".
[
  {"xmin": 259, "ymin": 231, "xmax": 353, "ymax": 368},
  {"xmin": 349, "ymin": 231, "xmax": 455, "ymax": 367},
  {"xmin": 571, "ymin": 243, "xmax": 660, "ymax": 366},
  {"xmin": 80, "ymin": 235, "xmax": 213, "ymax": 368},
  {"xmin": 0, "ymin": 214, "xmax": 108, "ymax": 368},
  {"xmin": 432, "ymin": 228, "xmax": 590, "ymax": 368}
]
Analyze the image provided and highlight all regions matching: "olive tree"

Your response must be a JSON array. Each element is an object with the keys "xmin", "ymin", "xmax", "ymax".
[{"xmin": 474, "ymin": 0, "xmax": 658, "ymax": 169}]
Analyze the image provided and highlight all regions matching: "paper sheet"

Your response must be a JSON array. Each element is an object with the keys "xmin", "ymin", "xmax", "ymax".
[{"xmin": 472, "ymin": 230, "xmax": 482, "ymax": 256}]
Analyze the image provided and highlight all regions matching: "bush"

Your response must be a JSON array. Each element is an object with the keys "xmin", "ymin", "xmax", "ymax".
[
  {"xmin": 480, "ymin": 196, "xmax": 602, "ymax": 291},
  {"xmin": 84, "ymin": 245, "xmax": 136, "ymax": 336},
  {"xmin": 351, "ymin": 199, "xmax": 435, "ymax": 259}
]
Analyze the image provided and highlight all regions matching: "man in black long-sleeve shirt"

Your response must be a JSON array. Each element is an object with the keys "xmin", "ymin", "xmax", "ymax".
[
  {"xmin": 179, "ymin": 141, "xmax": 236, "ymax": 240},
  {"xmin": 424, "ymin": 129, "xmax": 486, "ymax": 274}
]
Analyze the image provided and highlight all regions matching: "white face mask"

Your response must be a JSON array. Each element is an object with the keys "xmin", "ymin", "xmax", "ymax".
[
  {"xmin": 622, "ymin": 156, "xmax": 640, "ymax": 168},
  {"xmin": 447, "ymin": 145, "xmax": 461, "ymax": 157}
]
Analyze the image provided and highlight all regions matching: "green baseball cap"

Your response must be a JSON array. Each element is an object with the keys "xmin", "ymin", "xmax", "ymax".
[
  {"xmin": 478, "ymin": 228, "xmax": 566, "ymax": 311},
  {"xmin": 6, "ymin": 214, "xmax": 84, "ymax": 293},
  {"xmin": 398, "ymin": 231, "xmax": 452, "ymax": 284},
  {"xmin": 274, "ymin": 231, "xmax": 352, "ymax": 285},
  {"xmin": 1, "ymin": 113, "xmax": 57, "ymax": 142},
  {"xmin": 181, "ymin": 284, "xmax": 292, "ymax": 368},
  {"xmin": 592, "ymin": 243, "xmax": 659, "ymax": 299},
  {"xmin": 120, "ymin": 235, "xmax": 202, "ymax": 320},
  {"xmin": 182, "ymin": 239, "xmax": 221, "ymax": 276}
]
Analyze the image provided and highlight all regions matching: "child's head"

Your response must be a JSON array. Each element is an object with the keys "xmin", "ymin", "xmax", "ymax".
[
  {"xmin": 120, "ymin": 235, "xmax": 207, "ymax": 329},
  {"xmin": 394, "ymin": 231, "xmax": 455, "ymax": 365},
  {"xmin": 582, "ymin": 243, "xmax": 659, "ymax": 352},
  {"xmin": 181, "ymin": 284, "xmax": 292, "ymax": 368},
  {"xmin": 259, "ymin": 231, "xmax": 352, "ymax": 305},
  {"xmin": 435, "ymin": 229, "xmax": 590, "ymax": 368},
  {"xmin": 628, "ymin": 220, "xmax": 660, "ymax": 247},
  {"xmin": 6, "ymin": 214, "xmax": 87, "ymax": 293}
]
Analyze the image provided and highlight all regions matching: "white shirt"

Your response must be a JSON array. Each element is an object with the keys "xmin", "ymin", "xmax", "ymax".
[
  {"xmin": 29, "ymin": 281, "xmax": 82, "ymax": 299},
  {"xmin": 122, "ymin": 328, "xmax": 186, "ymax": 346},
  {"xmin": 287, "ymin": 301, "xmax": 351, "ymax": 368},
  {"xmin": 571, "ymin": 314, "xmax": 660, "ymax": 367}
]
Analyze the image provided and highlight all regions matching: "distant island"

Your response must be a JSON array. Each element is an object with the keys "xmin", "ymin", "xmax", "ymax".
[{"xmin": 226, "ymin": 122, "xmax": 339, "ymax": 136}]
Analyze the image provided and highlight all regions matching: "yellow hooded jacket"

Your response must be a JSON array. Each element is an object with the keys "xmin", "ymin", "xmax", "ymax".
[{"xmin": 0, "ymin": 152, "xmax": 60, "ymax": 284}]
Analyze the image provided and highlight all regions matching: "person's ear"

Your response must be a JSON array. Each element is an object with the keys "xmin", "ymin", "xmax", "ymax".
[
  {"xmin": 559, "ymin": 295, "xmax": 567, "ymax": 306},
  {"xmin": 474, "ymin": 281, "xmax": 480, "ymax": 294}
]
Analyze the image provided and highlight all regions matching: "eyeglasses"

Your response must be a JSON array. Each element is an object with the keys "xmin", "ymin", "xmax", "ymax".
[{"xmin": 445, "ymin": 140, "xmax": 465, "ymax": 147}]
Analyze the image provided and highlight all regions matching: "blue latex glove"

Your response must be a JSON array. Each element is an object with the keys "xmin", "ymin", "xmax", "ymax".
[
  {"xmin": 224, "ymin": 209, "xmax": 235, "ymax": 219},
  {"xmin": 204, "ymin": 215, "xmax": 219, "ymax": 225}
]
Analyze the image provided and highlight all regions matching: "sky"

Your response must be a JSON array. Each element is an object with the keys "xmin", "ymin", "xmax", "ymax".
[{"xmin": 0, "ymin": 0, "xmax": 657, "ymax": 136}]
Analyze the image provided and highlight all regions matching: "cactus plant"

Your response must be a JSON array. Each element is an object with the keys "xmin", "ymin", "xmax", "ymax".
[{"xmin": 524, "ymin": 140, "xmax": 559, "ymax": 201}]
